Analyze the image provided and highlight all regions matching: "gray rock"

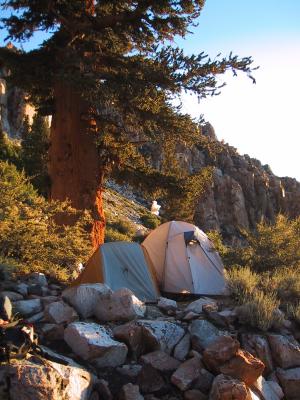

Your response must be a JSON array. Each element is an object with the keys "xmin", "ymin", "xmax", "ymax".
[
  {"xmin": 28, "ymin": 272, "xmax": 48, "ymax": 286},
  {"xmin": 120, "ymin": 383, "xmax": 144, "ymax": 400},
  {"xmin": 94, "ymin": 288, "xmax": 146, "ymax": 322},
  {"xmin": 40, "ymin": 323, "xmax": 65, "ymax": 341},
  {"xmin": 185, "ymin": 297, "xmax": 218, "ymax": 314},
  {"xmin": 189, "ymin": 320, "xmax": 224, "ymax": 351},
  {"xmin": 64, "ymin": 322, "xmax": 128, "ymax": 367},
  {"xmin": 174, "ymin": 333, "xmax": 191, "ymax": 361},
  {"xmin": 276, "ymin": 367, "xmax": 300, "ymax": 400},
  {"xmin": 241, "ymin": 333, "xmax": 274, "ymax": 375},
  {"xmin": 251, "ymin": 376, "xmax": 284, "ymax": 400},
  {"xmin": 183, "ymin": 311, "xmax": 200, "ymax": 321},
  {"xmin": 0, "ymin": 291, "xmax": 23, "ymax": 301},
  {"xmin": 26, "ymin": 311, "xmax": 45, "ymax": 323},
  {"xmin": 137, "ymin": 365, "xmax": 165, "ymax": 393},
  {"xmin": 114, "ymin": 320, "xmax": 185, "ymax": 357},
  {"xmin": 157, "ymin": 297, "xmax": 177, "ymax": 313},
  {"xmin": 14, "ymin": 283, "xmax": 28, "ymax": 296},
  {"xmin": 117, "ymin": 364, "xmax": 143, "ymax": 380},
  {"xmin": 62, "ymin": 283, "xmax": 112, "ymax": 318},
  {"xmin": 28, "ymin": 284, "xmax": 49, "ymax": 296},
  {"xmin": 13, "ymin": 298, "xmax": 42, "ymax": 317},
  {"xmin": 41, "ymin": 296, "xmax": 60, "ymax": 307},
  {"xmin": 44, "ymin": 301, "xmax": 78, "ymax": 324},
  {"xmin": 268, "ymin": 334, "xmax": 300, "ymax": 369}
]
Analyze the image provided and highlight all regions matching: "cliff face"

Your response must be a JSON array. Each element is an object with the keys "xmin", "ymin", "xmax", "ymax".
[
  {"xmin": 0, "ymin": 66, "xmax": 35, "ymax": 138},
  {"xmin": 172, "ymin": 125, "xmax": 300, "ymax": 243}
]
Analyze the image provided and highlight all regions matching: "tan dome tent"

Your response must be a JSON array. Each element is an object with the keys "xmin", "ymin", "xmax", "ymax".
[
  {"xmin": 72, "ymin": 242, "xmax": 159, "ymax": 301},
  {"xmin": 141, "ymin": 221, "xmax": 226, "ymax": 295}
]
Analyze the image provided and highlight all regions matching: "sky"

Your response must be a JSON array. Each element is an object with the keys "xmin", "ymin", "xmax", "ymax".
[{"xmin": 1, "ymin": 1, "xmax": 300, "ymax": 180}]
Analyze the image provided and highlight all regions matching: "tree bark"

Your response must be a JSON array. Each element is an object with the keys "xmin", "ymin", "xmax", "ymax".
[{"xmin": 49, "ymin": 83, "xmax": 105, "ymax": 248}]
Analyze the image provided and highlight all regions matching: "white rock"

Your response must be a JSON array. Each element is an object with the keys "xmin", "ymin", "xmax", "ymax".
[
  {"xmin": 185, "ymin": 297, "xmax": 217, "ymax": 314},
  {"xmin": 44, "ymin": 301, "xmax": 78, "ymax": 324},
  {"xmin": 251, "ymin": 376, "xmax": 284, "ymax": 400},
  {"xmin": 94, "ymin": 288, "xmax": 146, "ymax": 322},
  {"xmin": 13, "ymin": 298, "xmax": 42, "ymax": 316},
  {"xmin": 267, "ymin": 334, "xmax": 300, "ymax": 369},
  {"xmin": 64, "ymin": 322, "xmax": 128, "ymax": 367},
  {"xmin": 62, "ymin": 283, "xmax": 112, "ymax": 318}
]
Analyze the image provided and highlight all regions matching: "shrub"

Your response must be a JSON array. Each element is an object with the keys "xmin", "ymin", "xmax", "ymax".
[
  {"xmin": 286, "ymin": 302, "xmax": 300, "ymax": 325},
  {"xmin": 109, "ymin": 219, "xmax": 135, "ymax": 235},
  {"xmin": 140, "ymin": 213, "xmax": 160, "ymax": 229},
  {"xmin": 271, "ymin": 268, "xmax": 300, "ymax": 303},
  {"xmin": 0, "ymin": 161, "xmax": 92, "ymax": 280},
  {"xmin": 226, "ymin": 266, "xmax": 259, "ymax": 304},
  {"xmin": 104, "ymin": 227, "xmax": 133, "ymax": 242},
  {"xmin": 236, "ymin": 290, "xmax": 283, "ymax": 331}
]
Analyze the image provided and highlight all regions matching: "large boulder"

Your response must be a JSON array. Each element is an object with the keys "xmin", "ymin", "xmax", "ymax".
[
  {"xmin": 62, "ymin": 283, "xmax": 112, "ymax": 318},
  {"xmin": 13, "ymin": 298, "xmax": 42, "ymax": 317},
  {"xmin": 203, "ymin": 336, "xmax": 240, "ymax": 373},
  {"xmin": 276, "ymin": 367, "xmax": 300, "ymax": 400},
  {"xmin": 113, "ymin": 320, "xmax": 184, "ymax": 357},
  {"xmin": 209, "ymin": 374, "xmax": 252, "ymax": 400},
  {"xmin": 189, "ymin": 320, "xmax": 224, "ymax": 351},
  {"xmin": 2, "ymin": 351, "xmax": 95, "ymax": 400},
  {"xmin": 64, "ymin": 322, "xmax": 128, "ymax": 367},
  {"xmin": 44, "ymin": 301, "xmax": 78, "ymax": 324},
  {"xmin": 219, "ymin": 349, "xmax": 265, "ymax": 386},
  {"xmin": 267, "ymin": 334, "xmax": 300, "ymax": 369},
  {"xmin": 94, "ymin": 288, "xmax": 146, "ymax": 321},
  {"xmin": 241, "ymin": 334, "xmax": 274, "ymax": 376}
]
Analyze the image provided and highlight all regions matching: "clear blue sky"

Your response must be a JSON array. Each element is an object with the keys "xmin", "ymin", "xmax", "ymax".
[{"xmin": 1, "ymin": 1, "xmax": 300, "ymax": 180}]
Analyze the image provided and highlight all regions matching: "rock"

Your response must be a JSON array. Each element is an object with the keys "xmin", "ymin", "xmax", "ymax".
[
  {"xmin": 185, "ymin": 297, "xmax": 218, "ymax": 314},
  {"xmin": 184, "ymin": 389, "xmax": 208, "ymax": 400},
  {"xmin": 183, "ymin": 311, "xmax": 200, "ymax": 321},
  {"xmin": 117, "ymin": 364, "xmax": 143, "ymax": 380},
  {"xmin": 62, "ymin": 283, "xmax": 112, "ymax": 318},
  {"xmin": 209, "ymin": 374, "xmax": 251, "ymax": 400},
  {"xmin": 28, "ymin": 272, "xmax": 48, "ymax": 286},
  {"xmin": 267, "ymin": 334, "xmax": 300, "ymax": 369},
  {"xmin": 241, "ymin": 334, "xmax": 274, "ymax": 376},
  {"xmin": 205, "ymin": 309, "xmax": 237, "ymax": 329},
  {"xmin": 94, "ymin": 288, "xmax": 146, "ymax": 322},
  {"xmin": 174, "ymin": 333, "xmax": 191, "ymax": 361},
  {"xmin": 137, "ymin": 365, "xmax": 165, "ymax": 394},
  {"xmin": 220, "ymin": 349, "xmax": 265, "ymax": 386},
  {"xmin": 171, "ymin": 355, "xmax": 203, "ymax": 391},
  {"xmin": 193, "ymin": 367, "xmax": 214, "ymax": 394},
  {"xmin": 13, "ymin": 298, "xmax": 42, "ymax": 316},
  {"xmin": 64, "ymin": 321, "xmax": 128, "ymax": 367},
  {"xmin": 44, "ymin": 301, "xmax": 78, "ymax": 324},
  {"xmin": 276, "ymin": 367, "xmax": 300, "ymax": 400},
  {"xmin": 251, "ymin": 376, "xmax": 284, "ymax": 400},
  {"xmin": 25, "ymin": 311, "xmax": 45, "ymax": 323},
  {"xmin": 28, "ymin": 284, "xmax": 49, "ymax": 296},
  {"xmin": 93, "ymin": 379, "xmax": 113, "ymax": 400},
  {"xmin": 13, "ymin": 282, "xmax": 28, "ymax": 296},
  {"xmin": 0, "ymin": 295, "xmax": 12, "ymax": 320},
  {"xmin": 4, "ymin": 350, "xmax": 95, "ymax": 400},
  {"xmin": 0, "ymin": 291, "xmax": 23, "ymax": 301},
  {"xmin": 114, "ymin": 320, "xmax": 184, "ymax": 357},
  {"xmin": 157, "ymin": 297, "xmax": 177, "ymax": 313},
  {"xmin": 41, "ymin": 295, "xmax": 60, "ymax": 307},
  {"xmin": 190, "ymin": 320, "xmax": 224, "ymax": 351},
  {"xmin": 40, "ymin": 323, "xmax": 65, "ymax": 341},
  {"xmin": 119, "ymin": 383, "xmax": 144, "ymax": 400},
  {"xmin": 146, "ymin": 305, "xmax": 165, "ymax": 319},
  {"xmin": 203, "ymin": 336, "xmax": 240, "ymax": 373},
  {"xmin": 140, "ymin": 351, "xmax": 180, "ymax": 373}
]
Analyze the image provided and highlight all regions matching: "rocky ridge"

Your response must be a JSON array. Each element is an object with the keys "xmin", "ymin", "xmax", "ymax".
[{"xmin": 1, "ymin": 270, "xmax": 300, "ymax": 399}]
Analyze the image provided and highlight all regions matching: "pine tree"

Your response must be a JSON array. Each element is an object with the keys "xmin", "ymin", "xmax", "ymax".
[
  {"xmin": 0, "ymin": 0, "xmax": 256, "ymax": 247},
  {"xmin": 21, "ymin": 114, "xmax": 50, "ymax": 196}
]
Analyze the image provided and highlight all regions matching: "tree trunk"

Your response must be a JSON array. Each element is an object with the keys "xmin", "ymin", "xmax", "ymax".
[{"xmin": 49, "ymin": 83, "xmax": 105, "ymax": 248}]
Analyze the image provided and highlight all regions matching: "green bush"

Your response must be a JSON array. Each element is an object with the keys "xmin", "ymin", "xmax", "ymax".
[
  {"xmin": 271, "ymin": 268, "xmax": 300, "ymax": 303},
  {"xmin": 108, "ymin": 219, "xmax": 135, "ymax": 235},
  {"xmin": 236, "ymin": 290, "xmax": 283, "ymax": 331},
  {"xmin": 104, "ymin": 227, "xmax": 133, "ymax": 242},
  {"xmin": 0, "ymin": 161, "xmax": 92, "ymax": 280},
  {"xmin": 140, "ymin": 213, "xmax": 160, "ymax": 229},
  {"xmin": 226, "ymin": 266, "xmax": 259, "ymax": 304},
  {"xmin": 286, "ymin": 302, "xmax": 300, "ymax": 325}
]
